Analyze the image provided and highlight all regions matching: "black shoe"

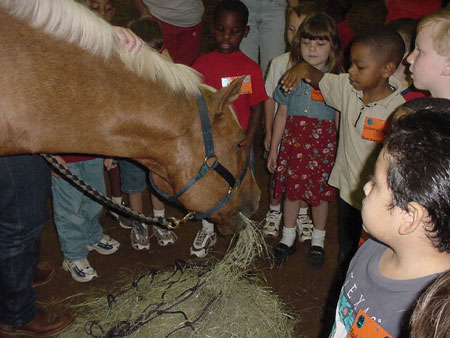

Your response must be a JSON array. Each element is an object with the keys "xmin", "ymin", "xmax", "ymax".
[
  {"xmin": 307, "ymin": 245, "xmax": 325, "ymax": 267},
  {"xmin": 270, "ymin": 242, "xmax": 296, "ymax": 266}
]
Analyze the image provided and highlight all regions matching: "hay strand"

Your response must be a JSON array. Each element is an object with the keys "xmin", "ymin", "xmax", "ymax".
[{"xmin": 60, "ymin": 216, "xmax": 295, "ymax": 337}]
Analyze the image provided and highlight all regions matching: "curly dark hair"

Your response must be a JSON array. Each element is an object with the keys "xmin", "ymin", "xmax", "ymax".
[{"xmin": 385, "ymin": 100, "xmax": 450, "ymax": 253}]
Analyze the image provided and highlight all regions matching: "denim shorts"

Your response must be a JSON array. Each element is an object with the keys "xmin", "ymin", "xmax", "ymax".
[{"xmin": 119, "ymin": 159, "xmax": 148, "ymax": 194}]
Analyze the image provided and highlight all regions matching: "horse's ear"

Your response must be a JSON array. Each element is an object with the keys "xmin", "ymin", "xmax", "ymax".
[{"xmin": 214, "ymin": 76, "xmax": 244, "ymax": 112}]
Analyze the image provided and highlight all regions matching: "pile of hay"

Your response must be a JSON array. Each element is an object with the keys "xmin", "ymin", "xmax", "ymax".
[{"xmin": 61, "ymin": 216, "xmax": 296, "ymax": 337}]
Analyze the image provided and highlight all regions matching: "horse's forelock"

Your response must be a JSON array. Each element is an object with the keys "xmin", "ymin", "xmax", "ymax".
[{"xmin": 0, "ymin": 0, "xmax": 201, "ymax": 96}]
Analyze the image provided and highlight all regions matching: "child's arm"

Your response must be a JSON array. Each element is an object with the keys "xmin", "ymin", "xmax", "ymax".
[
  {"xmin": 281, "ymin": 62, "xmax": 324, "ymax": 92},
  {"xmin": 263, "ymin": 98, "xmax": 276, "ymax": 152},
  {"xmin": 245, "ymin": 102, "xmax": 264, "ymax": 155},
  {"xmin": 267, "ymin": 104, "xmax": 287, "ymax": 174}
]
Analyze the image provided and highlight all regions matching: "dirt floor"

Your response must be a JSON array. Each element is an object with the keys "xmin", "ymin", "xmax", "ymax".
[{"xmin": 36, "ymin": 1, "xmax": 388, "ymax": 337}]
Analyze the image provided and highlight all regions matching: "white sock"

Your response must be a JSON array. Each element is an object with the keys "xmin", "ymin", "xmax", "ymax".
[
  {"xmin": 201, "ymin": 219, "xmax": 215, "ymax": 233},
  {"xmin": 270, "ymin": 204, "xmax": 281, "ymax": 212},
  {"xmin": 279, "ymin": 227, "xmax": 296, "ymax": 247},
  {"xmin": 153, "ymin": 208, "xmax": 165, "ymax": 218},
  {"xmin": 311, "ymin": 228, "xmax": 326, "ymax": 248},
  {"xmin": 298, "ymin": 207, "xmax": 308, "ymax": 215},
  {"xmin": 112, "ymin": 196, "xmax": 122, "ymax": 204}
]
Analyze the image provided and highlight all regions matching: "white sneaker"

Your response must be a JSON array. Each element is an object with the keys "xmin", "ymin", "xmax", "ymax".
[
  {"xmin": 190, "ymin": 229, "xmax": 217, "ymax": 258},
  {"xmin": 263, "ymin": 210, "xmax": 282, "ymax": 238},
  {"xmin": 87, "ymin": 235, "xmax": 120, "ymax": 255},
  {"xmin": 153, "ymin": 226, "xmax": 177, "ymax": 246},
  {"xmin": 62, "ymin": 258, "xmax": 98, "ymax": 283},
  {"xmin": 296, "ymin": 214, "xmax": 314, "ymax": 242},
  {"xmin": 130, "ymin": 221, "xmax": 150, "ymax": 250}
]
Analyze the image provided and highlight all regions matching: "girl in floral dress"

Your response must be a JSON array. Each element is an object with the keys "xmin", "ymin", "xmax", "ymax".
[{"xmin": 267, "ymin": 12, "xmax": 343, "ymax": 267}]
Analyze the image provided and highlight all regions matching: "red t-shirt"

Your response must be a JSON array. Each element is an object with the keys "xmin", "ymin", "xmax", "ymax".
[
  {"xmin": 385, "ymin": 0, "xmax": 441, "ymax": 23},
  {"xmin": 192, "ymin": 50, "xmax": 268, "ymax": 132},
  {"xmin": 62, "ymin": 155, "xmax": 96, "ymax": 163},
  {"xmin": 338, "ymin": 19, "xmax": 355, "ymax": 53}
]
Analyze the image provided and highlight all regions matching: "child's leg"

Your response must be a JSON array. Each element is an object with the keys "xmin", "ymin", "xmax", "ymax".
[
  {"xmin": 151, "ymin": 193, "xmax": 177, "ymax": 246},
  {"xmin": 190, "ymin": 219, "xmax": 217, "ymax": 258},
  {"xmin": 271, "ymin": 198, "xmax": 300, "ymax": 265},
  {"xmin": 108, "ymin": 165, "xmax": 121, "ymax": 200},
  {"xmin": 263, "ymin": 180, "xmax": 283, "ymax": 237},
  {"xmin": 297, "ymin": 200, "xmax": 313, "ymax": 242},
  {"xmin": 129, "ymin": 192, "xmax": 144, "ymax": 213},
  {"xmin": 280, "ymin": 199, "xmax": 300, "ymax": 246},
  {"xmin": 307, "ymin": 200, "xmax": 329, "ymax": 267}
]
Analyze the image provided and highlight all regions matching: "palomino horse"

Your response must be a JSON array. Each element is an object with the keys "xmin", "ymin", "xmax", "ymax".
[{"xmin": 0, "ymin": 0, "xmax": 260, "ymax": 234}]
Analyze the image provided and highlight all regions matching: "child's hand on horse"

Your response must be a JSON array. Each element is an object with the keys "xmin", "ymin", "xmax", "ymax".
[{"xmin": 113, "ymin": 26, "xmax": 144, "ymax": 54}]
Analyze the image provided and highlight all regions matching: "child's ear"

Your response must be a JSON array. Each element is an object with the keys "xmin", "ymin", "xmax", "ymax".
[
  {"xmin": 383, "ymin": 61, "xmax": 397, "ymax": 79},
  {"xmin": 441, "ymin": 59, "xmax": 450, "ymax": 76},
  {"xmin": 244, "ymin": 25, "xmax": 250, "ymax": 38},
  {"xmin": 398, "ymin": 201, "xmax": 426, "ymax": 235}
]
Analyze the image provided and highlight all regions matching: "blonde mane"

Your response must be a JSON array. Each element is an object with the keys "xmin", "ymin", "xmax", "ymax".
[{"xmin": 0, "ymin": 0, "xmax": 201, "ymax": 96}]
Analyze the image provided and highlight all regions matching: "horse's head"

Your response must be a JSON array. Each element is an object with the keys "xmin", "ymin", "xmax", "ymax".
[
  {"xmin": 147, "ymin": 77, "xmax": 260, "ymax": 235},
  {"xmin": 198, "ymin": 78, "xmax": 261, "ymax": 234}
]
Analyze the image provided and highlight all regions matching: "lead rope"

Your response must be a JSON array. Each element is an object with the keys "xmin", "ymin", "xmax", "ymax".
[{"xmin": 40, "ymin": 154, "xmax": 194, "ymax": 230}]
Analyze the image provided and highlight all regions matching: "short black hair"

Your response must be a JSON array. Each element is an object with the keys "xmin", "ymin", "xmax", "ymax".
[
  {"xmin": 385, "ymin": 98, "xmax": 450, "ymax": 253},
  {"xmin": 352, "ymin": 27, "xmax": 405, "ymax": 67},
  {"xmin": 385, "ymin": 18, "xmax": 418, "ymax": 53},
  {"xmin": 213, "ymin": 0, "xmax": 249, "ymax": 27}
]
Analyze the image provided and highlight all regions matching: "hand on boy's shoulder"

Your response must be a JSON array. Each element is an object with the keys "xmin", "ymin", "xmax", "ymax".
[{"xmin": 281, "ymin": 62, "xmax": 315, "ymax": 92}]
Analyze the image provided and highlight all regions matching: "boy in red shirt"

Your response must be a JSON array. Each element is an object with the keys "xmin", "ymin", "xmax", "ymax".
[{"xmin": 191, "ymin": 0, "xmax": 267, "ymax": 258}]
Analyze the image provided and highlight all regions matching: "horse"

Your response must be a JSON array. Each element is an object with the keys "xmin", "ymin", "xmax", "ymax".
[{"xmin": 0, "ymin": 0, "xmax": 260, "ymax": 235}]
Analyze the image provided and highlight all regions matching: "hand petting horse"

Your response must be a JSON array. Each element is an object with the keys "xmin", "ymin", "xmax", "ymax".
[{"xmin": 0, "ymin": 0, "xmax": 260, "ymax": 235}]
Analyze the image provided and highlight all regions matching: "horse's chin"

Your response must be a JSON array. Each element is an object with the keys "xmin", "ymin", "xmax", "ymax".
[{"xmin": 216, "ymin": 212, "xmax": 247, "ymax": 235}]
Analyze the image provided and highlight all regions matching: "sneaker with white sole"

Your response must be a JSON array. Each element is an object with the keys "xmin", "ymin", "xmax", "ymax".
[
  {"xmin": 130, "ymin": 221, "xmax": 150, "ymax": 250},
  {"xmin": 153, "ymin": 225, "xmax": 177, "ymax": 246},
  {"xmin": 263, "ymin": 210, "xmax": 282, "ymax": 238},
  {"xmin": 296, "ymin": 214, "xmax": 314, "ymax": 242},
  {"xmin": 87, "ymin": 235, "xmax": 120, "ymax": 255},
  {"xmin": 106, "ymin": 202, "xmax": 134, "ymax": 229},
  {"xmin": 62, "ymin": 258, "xmax": 98, "ymax": 283},
  {"xmin": 190, "ymin": 229, "xmax": 217, "ymax": 258}
]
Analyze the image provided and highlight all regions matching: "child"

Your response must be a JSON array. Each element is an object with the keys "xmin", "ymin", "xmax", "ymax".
[
  {"xmin": 191, "ymin": 0, "xmax": 267, "ymax": 258},
  {"xmin": 385, "ymin": 18, "xmax": 429, "ymax": 100},
  {"xmin": 406, "ymin": 8, "xmax": 450, "ymax": 100},
  {"xmin": 410, "ymin": 271, "xmax": 450, "ymax": 338},
  {"xmin": 267, "ymin": 12, "xmax": 343, "ymax": 267},
  {"xmin": 262, "ymin": 2, "xmax": 319, "ymax": 239},
  {"xmin": 118, "ymin": 160, "xmax": 176, "ymax": 250},
  {"xmin": 52, "ymin": 155, "xmax": 120, "ymax": 282},
  {"xmin": 87, "ymin": 0, "xmax": 115, "ymax": 22},
  {"xmin": 281, "ymin": 28, "xmax": 406, "ymax": 274},
  {"xmin": 329, "ymin": 101, "xmax": 450, "ymax": 337}
]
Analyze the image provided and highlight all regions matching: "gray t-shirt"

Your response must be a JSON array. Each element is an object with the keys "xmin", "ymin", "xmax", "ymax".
[
  {"xmin": 143, "ymin": 0, "xmax": 203, "ymax": 27},
  {"xmin": 329, "ymin": 239, "xmax": 441, "ymax": 338}
]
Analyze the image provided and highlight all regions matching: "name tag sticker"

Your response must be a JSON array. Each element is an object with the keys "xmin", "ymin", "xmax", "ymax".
[
  {"xmin": 221, "ymin": 75, "xmax": 252, "ymax": 94},
  {"xmin": 311, "ymin": 88, "xmax": 325, "ymax": 102},
  {"xmin": 347, "ymin": 310, "xmax": 393, "ymax": 338},
  {"xmin": 362, "ymin": 116, "xmax": 387, "ymax": 143}
]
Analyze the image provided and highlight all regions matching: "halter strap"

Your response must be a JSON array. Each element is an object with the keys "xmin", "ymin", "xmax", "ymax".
[{"xmin": 149, "ymin": 94, "xmax": 249, "ymax": 220}]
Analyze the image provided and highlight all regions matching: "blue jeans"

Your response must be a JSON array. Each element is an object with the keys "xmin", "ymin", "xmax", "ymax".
[
  {"xmin": 0, "ymin": 155, "xmax": 51, "ymax": 326},
  {"xmin": 240, "ymin": 0, "xmax": 287, "ymax": 76},
  {"xmin": 52, "ymin": 159, "xmax": 105, "ymax": 261},
  {"xmin": 119, "ymin": 159, "xmax": 148, "ymax": 194}
]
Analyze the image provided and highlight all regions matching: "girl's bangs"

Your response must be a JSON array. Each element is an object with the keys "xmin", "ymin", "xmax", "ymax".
[{"xmin": 300, "ymin": 31, "xmax": 330, "ymax": 41}]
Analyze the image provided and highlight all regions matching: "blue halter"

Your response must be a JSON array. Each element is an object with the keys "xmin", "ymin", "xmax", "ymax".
[{"xmin": 149, "ymin": 94, "xmax": 252, "ymax": 220}]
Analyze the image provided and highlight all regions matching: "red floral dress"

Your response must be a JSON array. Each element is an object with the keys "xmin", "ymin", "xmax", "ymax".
[{"xmin": 272, "ymin": 115, "xmax": 337, "ymax": 206}]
